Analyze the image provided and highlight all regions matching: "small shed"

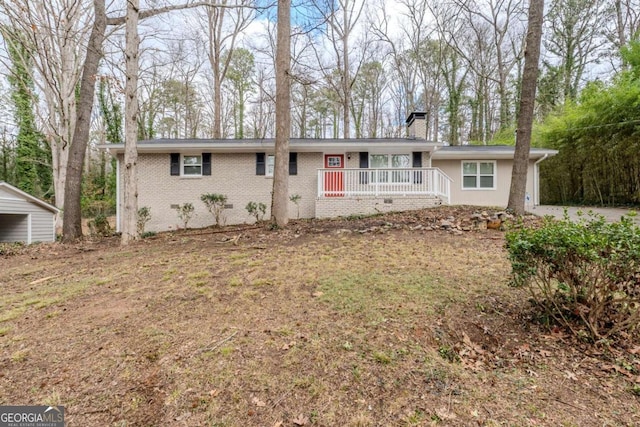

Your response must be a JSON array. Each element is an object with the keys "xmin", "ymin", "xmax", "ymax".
[{"xmin": 0, "ymin": 182, "xmax": 59, "ymax": 243}]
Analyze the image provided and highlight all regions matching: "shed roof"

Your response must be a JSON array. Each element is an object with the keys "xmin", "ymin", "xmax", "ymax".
[{"xmin": 0, "ymin": 182, "xmax": 59, "ymax": 214}]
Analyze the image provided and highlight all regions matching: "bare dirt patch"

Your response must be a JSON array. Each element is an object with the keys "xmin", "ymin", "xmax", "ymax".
[{"xmin": 1, "ymin": 207, "xmax": 638, "ymax": 426}]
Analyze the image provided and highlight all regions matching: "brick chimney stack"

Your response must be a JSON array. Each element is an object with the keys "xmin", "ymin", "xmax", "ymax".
[{"xmin": 406, "ymin": 112, "xmax": 427, "ymax": 139}]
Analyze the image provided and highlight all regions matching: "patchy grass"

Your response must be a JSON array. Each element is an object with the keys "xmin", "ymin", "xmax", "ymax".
[{"xmin": 0, "ymin": 207, "xmax": 639, "ymax": 426}]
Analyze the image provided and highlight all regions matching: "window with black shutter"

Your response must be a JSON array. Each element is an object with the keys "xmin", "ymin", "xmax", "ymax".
[
  {"xmin": 359, "ymin": 151, "xmax": 369, "ymax": 184},
  {"xmin": 170, "ymin": 153, "xmax": 180, "ymax": 176},
  {"xmin": 289, "ymin": 152, "xmax": 297, "ymax": 175},
  {"xmin": 412, "ymin": 152, "xmax": 423, "ymax": 184},
  {"xmin": 257, "ymin": 153, "xmax": 297, "ymax": 176},
  {"xmin": 256, "ymin": 153, "xmax": 266, "ymax": 175},
  {"xmin": 202, "ymin": 153, "xmax": 211, "ymax": 176}
]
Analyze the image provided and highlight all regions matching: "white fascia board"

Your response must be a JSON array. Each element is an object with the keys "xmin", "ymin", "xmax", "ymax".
[
  {"xmin": 432, "ymin": 149, "xmax": 557, "ymax": 160},
  {"xmin": 97, "ymin": 141, "xmax": 443, "ymax": 155}
]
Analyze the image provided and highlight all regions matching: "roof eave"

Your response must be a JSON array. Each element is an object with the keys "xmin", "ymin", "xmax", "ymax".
[
  {"xmin": 432, "ymin": 149, "xmax": 558, "ymax": 160},
  {"xmin": 0, "ymin": 182, "xmax": 60, "ymax": 214},
  {"xmin": 97, "ymin": 140, "xmax": 445, "ymax": 155}
]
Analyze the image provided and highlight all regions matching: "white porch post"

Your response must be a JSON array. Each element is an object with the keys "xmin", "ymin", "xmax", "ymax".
[{"xmin": 116, "ymin": 156, "xmax": 121, "ymax": 232}]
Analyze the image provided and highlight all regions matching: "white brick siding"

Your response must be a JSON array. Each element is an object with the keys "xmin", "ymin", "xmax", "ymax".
[
  {"xmin": 118, "ymin": 150, "xmax": 448, "ymax": 232},
  {"xmin": 123, "ymin": 152, "xmax": 321, "ymax": 232},
  {"xmin": 316, "ymin": 196, "xmax": 441, "ymax": 219}
]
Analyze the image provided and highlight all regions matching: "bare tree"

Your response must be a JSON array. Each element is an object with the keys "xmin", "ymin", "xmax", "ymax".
[
  {"xmin": 0, "ymin": 0, "xmax": 93, "ymax": 223},
  {"xmin": 452, "ymin": 0, "xmax": 526, "ymax": 130},
  {"xmin": 224, "ymin": 47, "xmax": 255, "ymax": 138},
  {"xmin": 397, "ymin": 0, "xmax": 444, "ymax": 140},
  {"xmin": 200, "ymin": 0, "xmax": 254, "ymax": 138},
  {"xmin": 369, "ymin": 1, "xmax": 420, "ymax": 123},
  {"xmin": 545, "ymin": 0, "xmax": 606, "ymax": 102},
  {"xmin": 76, "ymin": 1, "xmax": 256, "ymax": 241},
  {"xmin": 507, "ymin": 0, "xmax": 544, "ymax": 215},
  {"xmin": 351, "ymin": 61, "xmax": 386, "ymax": 138},
  {"xmin": 63, "ymin": 0, "xmax": 108, "ymax": 240},
  {"xmin": 312, "ymin": 0, "xmax": 366, "ymax": 139},
  {"xmin": 610, "ymin": 0, "xmax": 640, "ymax": 50},
  {"xmin": 248, "ymin": 65, "xmax": 275, "ymax": 138},
  {"xmin": 271, "ymin": 0, "xmax": 290, "ymax": 227},
  {"xmin": 121, "ymin": 0, "xmax": 140, "ymax": 244}
]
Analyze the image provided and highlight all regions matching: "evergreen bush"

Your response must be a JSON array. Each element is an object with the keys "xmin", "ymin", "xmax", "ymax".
[{"xmin": 506, "ymin": 212, "xmax": 640, "ymax": 342}]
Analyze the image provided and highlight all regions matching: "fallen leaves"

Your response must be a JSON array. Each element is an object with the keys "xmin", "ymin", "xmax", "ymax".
[
  {"xmin": 291, "ymin": 414, "xmax": 309, "ymax": 425},
  {"xmin": 281, "ymin": 341, "xmax": 296, "ymax": 351},
  {"xmin": 435, "ymin": 406, "xmax": 457, "ymax": 421},
  {"xmin": 251, "ymin": 396, "xmax": 266, "ymax": 407}
]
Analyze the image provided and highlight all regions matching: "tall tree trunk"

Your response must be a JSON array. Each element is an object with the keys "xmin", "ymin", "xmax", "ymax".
[
  {"xmin": 342, "ymin": 8, "xmax": 350, "ymax": 139},
  {"xmin": 615, "ymin": 0, "xmax": 626, "ymax": 47},
  {"xmin": 121, "ymin": 0, "xmax": 140, "ymax": 244},
  {"xmin": 507, "ymin": 0, "xmax": 544, "ymax": 215},
  {"xmin": 62, "ymin": 0, "xmax": 107, "ymax": 241},
  {"xmin": 238, "ymin": 85, "xmax": 244, "ymax": 139},
  {"xmin": 271, "ymin": 0, "xmax": 291, "ymax": 227},
  {"xmin": 210, "ymin": 7, "xmax": 225, "ymax": 138}
]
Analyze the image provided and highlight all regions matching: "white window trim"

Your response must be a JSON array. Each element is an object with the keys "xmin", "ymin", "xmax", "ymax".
[
  {"xmin": 368, "ymin": 153, "xmax": 412, "ymax": 184},
  {"xmin": 368, "ymin": 153, "xmax": 411, "ymax": 169},
  {"xmin": 461, "ymin": 160, "xmax": 497, "ymax": 191},
  {"xmin": 266, "ymin": 154, "xmax": 275, "ymax": 177},
  {"xmin": 181, "ymin": 154, "xmax": 203, "ymax": 177}
]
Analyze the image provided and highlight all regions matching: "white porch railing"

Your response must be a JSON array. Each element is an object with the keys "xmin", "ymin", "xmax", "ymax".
[{"xmin": 317, "ymin": 167, "xmax": 452, "ymax": 203}]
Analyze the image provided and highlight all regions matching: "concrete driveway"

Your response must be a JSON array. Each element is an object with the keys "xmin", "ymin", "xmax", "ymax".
[{"xmin": 530, "ymin": 205, "xmax": 639, "ymax": 223}]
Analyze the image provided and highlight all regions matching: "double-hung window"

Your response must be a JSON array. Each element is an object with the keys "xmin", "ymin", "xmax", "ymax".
[
  {"xmin": 183, "ymin": 155, "xmax": 202, "ymax": 176},
  {"xmin": 170, "ymin": 153, "xmax": 211, "ymax": 177},
  {"xmin": 256, "ymin": 153, "xmax": 297, "ymax": 176},
  {"xmin": 462, "ymin": 161, "xmax": 495, "ymax": 189},
  {"xmin": 266, "ymin": 155, "xmax": 275, "ymax": 177}
]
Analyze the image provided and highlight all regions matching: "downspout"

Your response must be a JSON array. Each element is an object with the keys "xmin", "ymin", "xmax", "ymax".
[
  {"xmin": 115, "ymin": 150, "xmax": 121, "ymax": 233},
  {"xmin": 429, "ymin": 146, "xmax": 440, "ymax": 168},
  {"xmin": 533, "ymin": 154, "xmax": 549, "ymax": 206}
]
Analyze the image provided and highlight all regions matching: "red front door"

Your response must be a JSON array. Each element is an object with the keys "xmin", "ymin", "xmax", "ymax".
[{"xmin": 324, "ymin": 154, "xmax": 344, "ymax": 197}]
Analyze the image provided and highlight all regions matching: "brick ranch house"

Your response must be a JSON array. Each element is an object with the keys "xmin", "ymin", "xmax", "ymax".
[{"xmin": 100, "ymin": 113, "xmax": 557, "ymax": 233}]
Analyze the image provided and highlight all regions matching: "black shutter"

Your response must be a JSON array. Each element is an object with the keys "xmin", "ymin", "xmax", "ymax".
[
  {"xmin": 170, "ymin": 153, "xmax": 180, "ymax": 176},
  {"xmin": 359, "ymin": 152, "xmax": 369, "ymax": 168},
  {"xmin": 256, "ymin": 153, "xmax": 265, "ymax": 175},
  {"xmin": 289, "ymin": 152, "xmax": 297, "ymax": 175},
  {"xmin": 359, "ymin": 152, "xmax": 369, "ymax": 184},
  {"xmin": 412, "ymin": 152, "xmax": 422, "ymax": 167},
  {"xmin": 412, "ymin": 152, "xmax": 423, "ymax": 184},
  {"xmin": 202, "ymin": 153, "xmax": 211, "ymax": 176}
]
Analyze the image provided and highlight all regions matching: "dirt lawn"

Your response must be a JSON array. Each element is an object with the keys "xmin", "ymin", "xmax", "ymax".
[{"xmin": 1, "ymin": 207, "xmax": 639, "ymax": 426}]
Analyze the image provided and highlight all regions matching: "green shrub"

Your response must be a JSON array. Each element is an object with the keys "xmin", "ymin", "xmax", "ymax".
[
  {"xmin": 88, "ymin": 213, "xmax": 112, "ymax": 237},
  {"xmin": 505, "ymin": 212, "xmax": 640, "ymax": 342},
  {"xmin": 137, "ymin": 207, "xmax": 151, "ymax": 235},
  {"xmin": 174, "ymin": 202, "xmax": 195, "ymax": 229},
  {"xmin": 200, "ymin": 193, "xmax": 227, "ymax": 227},
  {"xmin": 245, "ymin": 201, "xmax": 267, "ymax": 222}
]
